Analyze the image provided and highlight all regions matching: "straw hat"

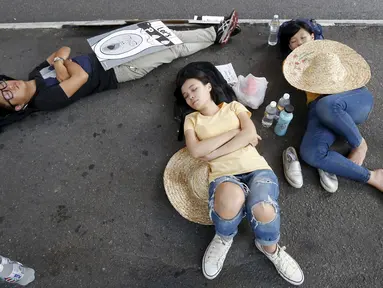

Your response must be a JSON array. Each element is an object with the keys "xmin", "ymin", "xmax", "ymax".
[
  {"xmin": 283, "ymin": 40, "xmax": 371, "ymax": 94},
  {"xmin": 163, "ymin": 147, "xmax": 213, "ymax": 225}
]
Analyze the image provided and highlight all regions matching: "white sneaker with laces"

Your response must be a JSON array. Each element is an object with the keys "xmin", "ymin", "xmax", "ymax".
[
  {"xmin": 283, "ymin": 147, "xmax": 303, "ymax": 188},
  {"xmin": 202, "ymin": 234, "xmax": 233, "ymax": 280},
  {"xmin": 318, "ymin": 169, "xmax": 338, "ymax": 193},
  {"xmin": 255, "ymin": 242, "xmax": 304, "ymax": 286}
]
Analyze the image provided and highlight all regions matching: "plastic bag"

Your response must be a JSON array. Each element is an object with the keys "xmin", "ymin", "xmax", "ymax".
[{"xmin": 233, "ymin": 74, "xmax": 268, "ymax": 109}]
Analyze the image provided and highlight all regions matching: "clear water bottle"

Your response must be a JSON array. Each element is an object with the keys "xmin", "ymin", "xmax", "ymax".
[
  {"xmin": 276, "ymin": 93, "xmax": 291, "ymax": 116},
  {"xmin": 268, "ymin": 15, "xmax": 280, "ymax": 46},
  {"xmin": 0, "ymin": 257, "xmax": 35, "ymax": 286},
  {"xmin": 274, "ymin": 104, "xmax": 294, "ymax": 136},
  {"xmin": 262, "ymin": 101, "xmax": 277, "ymax": 128}
]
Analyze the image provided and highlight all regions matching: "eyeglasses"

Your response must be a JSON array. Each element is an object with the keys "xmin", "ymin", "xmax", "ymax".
[{"xmin": 0, "ymin": 80, "xmax": 27, "ymax": 110}]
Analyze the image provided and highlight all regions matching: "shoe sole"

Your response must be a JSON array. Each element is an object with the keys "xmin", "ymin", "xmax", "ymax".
[
  {"xmin": 275, "ymin": 266, "xmax": 304, "ymax": 286},
  {"xmin": 282, "ymin": 150, "xmax": 303, "ymax": 189},
  {"xmin": 231, "ymin": 25, "xmax": 241, "ymax": 37},
  {"xmin": 202, "ymin": 261, "xmax": 221, "ymax": 280},
  {"xmin": 202, "ymin": 241, "xmax": 225, "ymax": 280},
  {"xmin": 255, "ymin": 242, "xmax": 304, "ymax": 286},
  {"xmin": 283, "ymin": 169, "xmax": 303, "ymax": 189},
  {"xmin": 277, "ymin": 268, "xmax": 305, "ymax": 286},
  {"xmin": 219, "ymin": 10, "xmax": 238, "ymax": 45},
  {"xmin": 319, "ymin": 177, "xmax": 338, "ymax": 193}
]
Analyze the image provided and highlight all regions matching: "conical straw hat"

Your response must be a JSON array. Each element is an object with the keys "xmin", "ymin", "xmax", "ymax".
[
  {"xmin": 163, "ymin": 147, "xmax": 212, "ymax": 225},
  {"xmin": 283, "ymin": 40, "xmax": 371, "ymax": 94}
]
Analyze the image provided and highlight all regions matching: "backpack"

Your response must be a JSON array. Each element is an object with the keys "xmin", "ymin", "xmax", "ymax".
[
  {"xmin": 278, "ymin": 18, "xmax": 324, "ymax": 42},
  {"xmin": 173, "ymin": 61, "xmax": 237, "ymax": 141}
]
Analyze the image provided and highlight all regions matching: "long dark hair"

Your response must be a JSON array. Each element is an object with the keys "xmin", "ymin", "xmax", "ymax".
[
  {"xmin": 173, "ymin": 62, "xmax": 237, "ymax": 140},
  {"xmin": 278, "ymin": 20, "xmax": 314, "ymax": 59},
  {"xmin": 0, "ymin": 74, "xmax": 37, "ymax": 132}
]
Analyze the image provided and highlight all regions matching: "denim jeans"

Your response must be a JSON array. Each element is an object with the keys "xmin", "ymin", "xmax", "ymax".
[
  {"xmin": 208, "ymin": 169, "xmax": 280, "ymax": 246},
  {"xmin": 300, "ymin": 87, "xmax": 373, "ymax": 183}
]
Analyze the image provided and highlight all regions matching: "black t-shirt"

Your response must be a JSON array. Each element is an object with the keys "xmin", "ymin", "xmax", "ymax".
[{"xmin": 28, "ymin": 53, "xmax": 118, "ymax": 111}]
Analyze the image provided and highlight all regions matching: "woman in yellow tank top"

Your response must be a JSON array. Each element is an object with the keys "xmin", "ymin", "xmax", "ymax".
[
  {"xmin": 173, "ymin": 63, "xmax": 305, "ymax": 285},
  {"xmin": 278, "ymin": 20, "xmax": 383, "ymax": 193}
]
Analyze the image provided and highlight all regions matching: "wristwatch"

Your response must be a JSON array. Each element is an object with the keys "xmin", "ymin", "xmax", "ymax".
[{"xmin": 53, "ymin": 56, "xmax": 65, "ymax": 63}]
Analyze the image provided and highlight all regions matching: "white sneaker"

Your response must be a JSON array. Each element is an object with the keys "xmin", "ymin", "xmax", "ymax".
[
  {"xmin": 202, "ymin": 234, "xmax": 233, "ymax": 280},
  {"xmin": 283, "ymin": 147, "xmax": 303, "ymax": 188},
  {"xmin": 318, "ymin": 169, "xmax": 338, "ymax": 193},
  {"xmin": 255, "ymin": 242, "xmax": 304, "ymax": 286}
]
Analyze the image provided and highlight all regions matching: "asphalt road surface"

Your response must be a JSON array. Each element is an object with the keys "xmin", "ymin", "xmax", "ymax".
[
  {"xmin": 0, "ymin": 25, "xmax": 382, "ymax": 287},
  {"xmin": 1, "ymin": 0, "xmax": 383, "ymax": 23}
]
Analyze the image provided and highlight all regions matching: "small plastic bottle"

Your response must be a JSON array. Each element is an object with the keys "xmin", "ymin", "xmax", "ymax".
[
  {"xmin": 276, "ymin": 93, "xmax": 291, "ymax": 116},
  {"xmin": 262, "ymin": 101, "xmax": 277, "ymax": 128},
  {"xmin": 0, "ymin": 262, "xmax": 35, "ymax": 286},
  {"xmin": 274, "ymin": 104, "xmax": 294, "ymax": 136},
  {"xmin": 268, "ymin": 15, "xmax": 280, "ymax": 46}
]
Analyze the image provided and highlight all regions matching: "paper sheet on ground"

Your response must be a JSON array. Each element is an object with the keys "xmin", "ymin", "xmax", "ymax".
[
  {"xmin": 87, "ymin": 20, "xmax": 183, "ymax": 70},
  {"xmin": 215, "ymin": 63, "xmax": 238, "ymax": 86}
]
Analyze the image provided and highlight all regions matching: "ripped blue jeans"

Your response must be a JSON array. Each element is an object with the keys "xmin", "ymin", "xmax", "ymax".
[{"xmin": 208, "ymin": 169, "xmax": 280, "ymax": 246}]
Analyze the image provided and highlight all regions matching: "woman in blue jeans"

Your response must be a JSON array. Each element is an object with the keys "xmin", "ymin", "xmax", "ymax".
[
  {"xmin": 174, "ymin": 63, "xmax": 304, "ymax": 285},
  {"xmin": 279, "ymin": 20, "xmax": 383, "ymax": 193}
]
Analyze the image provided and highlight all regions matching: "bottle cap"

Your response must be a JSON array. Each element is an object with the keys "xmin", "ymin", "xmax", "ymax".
[
  {"xmin": 284, "ymin": 104, "xmax": 294, "ymax": 113},
  {"xmin": 270, "ymin": 101, "xmax": 277, "ymax": 107},
  {"xmin": 283, "ymin": 93, "xmax": 290, "ymax": 99}
]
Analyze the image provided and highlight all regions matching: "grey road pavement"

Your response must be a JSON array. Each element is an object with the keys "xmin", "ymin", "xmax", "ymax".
[
  {"xmin": 1, "ymin": 0, "xmax": 383, "ymax": 23},
  {"xmin": 0, "ymin": 25, "xmax": 383, "ymax": 287}
]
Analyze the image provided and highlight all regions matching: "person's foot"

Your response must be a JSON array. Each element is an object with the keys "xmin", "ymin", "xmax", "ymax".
[
  {"xmin": 255, "ymin": 242, "xmax": 304, "ymax": 286},
  {"xmin": 318, "ymin": 169, "xmax": 338, "ymax": 193},
  {"xmin": 202, "ymin": 234, "xmax": 233, "ymax": 280},
  {"xmin": 348, "ymin": 138, "xmax": 368, "ymax": 166},
  {"xmin": 367, "ymin": 169, "xmax": 383, "ymax": 192},
  {"xmin": 283, "ymin": 147, "xmax": 303, "ymax": 188},
  {"xmin": 215, "ymin": 10, "xmax": 239, "ymax": 44}
]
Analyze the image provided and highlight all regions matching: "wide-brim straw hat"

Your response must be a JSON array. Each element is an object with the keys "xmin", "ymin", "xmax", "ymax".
[
  {"xmin": 163, "ymin": 147, "xmax": 213, "ymax": 225},
  {"xmin": 283, "ymin": 40, "xmax": 371, "ymax": 94}
]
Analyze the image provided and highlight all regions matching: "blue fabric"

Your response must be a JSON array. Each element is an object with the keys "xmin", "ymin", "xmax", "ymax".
[
  {"xmin": 300, "ymin": 87, "xmax": 373, "ymax": 183},
  {"xmin": 208, "ymin": 169, "xmax": 280, "ymax": 246},
  {"xmin": 39, "ymin": 55, "xmax": 92, "ymax": 87}
]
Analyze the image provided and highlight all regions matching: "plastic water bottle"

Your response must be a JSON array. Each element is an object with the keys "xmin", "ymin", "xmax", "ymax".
[
  {"xmin": 0, "ymin": 257, "xmax": 35, "ymax": 286},
  {"xmin": 276, "ymin": 93, "xmax": 291, "ymax": 116},
  {"xmin": 262, "ymin": 101, "xmax": 277, "ymax": 128},
  {"xmin": 268, "ymin": 15, "xmax": 280, "ymax": 46},
  {"xmin": 274, "ymin": 104, "xmax": 294, "ymax": 136}
]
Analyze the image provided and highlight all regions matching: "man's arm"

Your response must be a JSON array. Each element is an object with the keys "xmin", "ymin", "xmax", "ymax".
[
  {"xmin": 203, "ymin": 111, "xmax": 261, "ymax": 161},
  {"xmin": 59, "ymin": 60, "xmax": 89, "ymax": 98},
  {"xmin": 46, "ymin": 46, "xmax": 71, "ymax": 65},
  {"xmin": 185, "ymin": 128, "xmax": 240, "ymax": 159},
  {"xmin": 47, "ymin": 46, "xmax": 72, "ymax": 82}
]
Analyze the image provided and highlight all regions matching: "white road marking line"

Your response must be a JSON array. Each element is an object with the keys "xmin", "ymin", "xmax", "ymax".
[{"xmin": 1, "ymin": 19, "xmax": 383, "ymax": 29}]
